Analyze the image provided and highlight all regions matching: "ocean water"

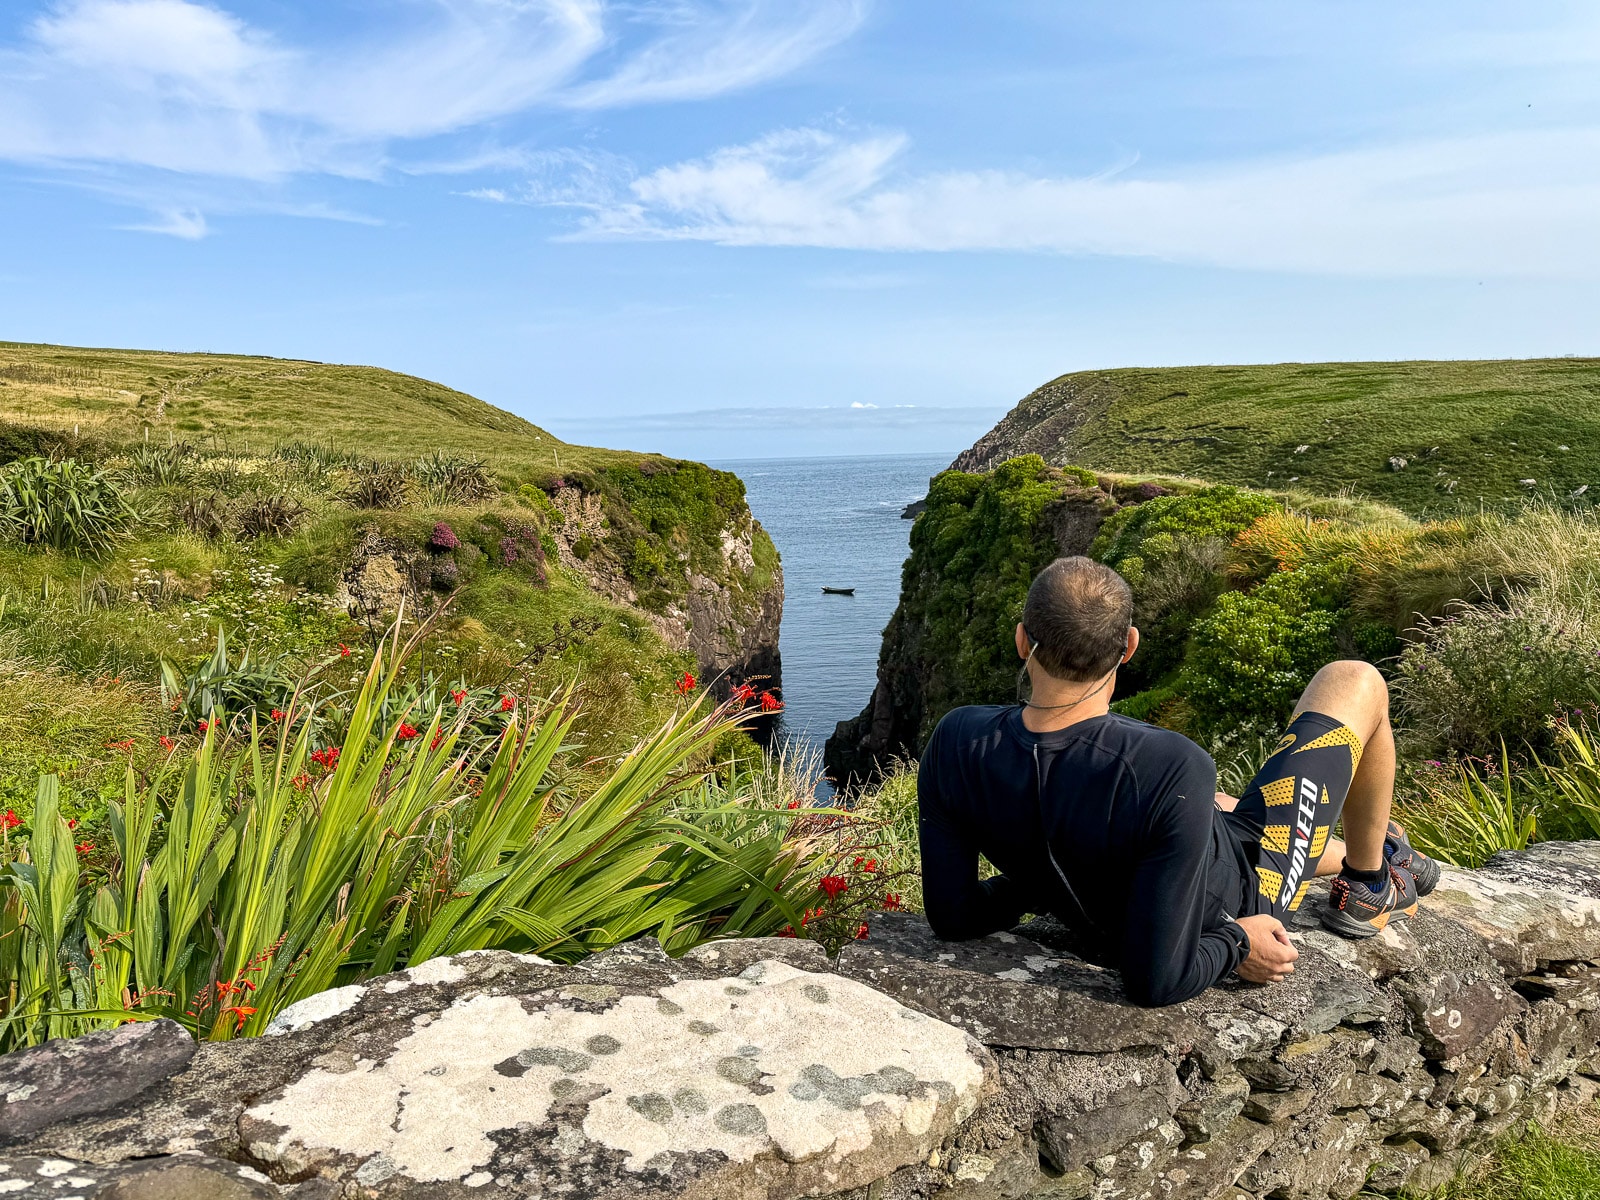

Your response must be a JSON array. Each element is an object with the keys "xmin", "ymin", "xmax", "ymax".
[{"xmin": 714, "ymin": 453, "xmax": 952, "ymax": 757}]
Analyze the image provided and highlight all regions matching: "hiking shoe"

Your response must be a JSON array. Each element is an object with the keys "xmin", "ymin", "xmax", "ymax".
[
  {"xmin": 1385, "ymin": 819, "xmax": 1442, "ymax": 897},
  {"xmin": 1321, "ymin": 866, "xmax": 1419, "ymax": 939}
]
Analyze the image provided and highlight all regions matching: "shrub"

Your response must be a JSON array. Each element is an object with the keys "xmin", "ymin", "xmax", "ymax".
[
  {"xmin": 343, "ymin": 460, "xmax": 410, "ymax": 509},
  {"xmin": 173, "ymin": 490, "xmax": 228, "ymax": 538},
  {"xmin": 414, "ymin": 451, "xmax": 493, "ymax": 504},
  {"xmin": 429, "ymin": 521, "xmax": 460, "ymax": 551},
  {"xmin": 128, "ymin": 440, "xmax": 193, "ymax": 486},
  {"xmin": 0, "ymin": 457, "xmax": 137, "ymax": 555},
  {"xmin": 1123, "ymin": 535, "xmax": 1229, "ymax": 688},
  {"xmin": 1092, "ymin": 485, "xmax": 1279, "ymax": 586},
  {"xmin": 1181, "ymin": 561, "xmax": 1348, "ymax": 737},
  {"xmin": 1392, "ymin": 598, "xmax": 1600, "ymax": 759},
  {"xmin": 232, "ymin": 491, "xmax": 305, "ymax": 539}
]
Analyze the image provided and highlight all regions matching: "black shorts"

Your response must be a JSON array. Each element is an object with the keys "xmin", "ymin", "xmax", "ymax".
[{"xmin": 1218, "ymin": 710, "xmax": 1363, "ymax": 920}]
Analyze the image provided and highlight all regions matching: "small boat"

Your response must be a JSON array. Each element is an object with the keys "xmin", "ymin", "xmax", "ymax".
[{"xmin": 821, "ymin": 586, "xmax": 856, "ymax": 595}]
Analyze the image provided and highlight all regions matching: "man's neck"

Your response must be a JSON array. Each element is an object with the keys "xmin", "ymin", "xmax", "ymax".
[{"xmin": 1020, "ymin": 665, "xmax": 1117, "ymax": 734}]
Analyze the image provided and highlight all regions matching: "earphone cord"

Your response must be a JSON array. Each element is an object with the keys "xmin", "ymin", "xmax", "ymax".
[{"xmin": 1017, "ymin": 668, "xmax": 1120, "ymax": 713}]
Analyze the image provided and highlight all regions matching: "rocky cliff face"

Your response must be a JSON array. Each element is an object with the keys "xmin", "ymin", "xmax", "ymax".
[
  {"xmin": 952, "ymin": 373, "xmax": 1121, "ymax": 476},
  {"xmin": 548, "ymin": 483, "xmax": 784, "ymax": 702},
  {"xmin": 11, "ymin": 842, "xmax": 1600, "ymax": 1199},
  {"xmin": 825, "ymin": 459, "xmax": 1117, "ymax": 784}
]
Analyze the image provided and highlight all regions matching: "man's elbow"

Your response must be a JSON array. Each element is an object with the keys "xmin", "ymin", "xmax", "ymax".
[
  {"xmin": 925, "ymin": 906, "xmax": 987, "ymax": 943},
  {"xmin": 1124, "ymin": 975, "xmax": 1199, "ymax": 1008}
]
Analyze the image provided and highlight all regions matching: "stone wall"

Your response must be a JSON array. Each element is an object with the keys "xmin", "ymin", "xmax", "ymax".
[{"xmin": 9, "ymin": 842, "xmax": 1600, "ymax": 1199}]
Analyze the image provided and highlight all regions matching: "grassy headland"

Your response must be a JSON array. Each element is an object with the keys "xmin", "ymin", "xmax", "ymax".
[{"xmin": 956, "ymin": 358, "xmax": 1600, "ymax": 516}]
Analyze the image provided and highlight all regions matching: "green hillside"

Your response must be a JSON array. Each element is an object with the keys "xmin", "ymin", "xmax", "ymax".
[
  {"xmin": 0, "ymin": 340, "xmax": 638, "ymax": 475},
  {"xmin": 0, "ymin": 341, "xmax": 781, "ymax": 814},
  {"xmin": 955, "ymin": 358, "xmax": 1600, "ymax": 515}
]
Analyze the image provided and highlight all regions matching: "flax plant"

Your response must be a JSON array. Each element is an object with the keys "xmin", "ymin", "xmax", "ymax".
[{"xmin": 0, "ymin": 627, "xmax": 815, "ymax": 1050}]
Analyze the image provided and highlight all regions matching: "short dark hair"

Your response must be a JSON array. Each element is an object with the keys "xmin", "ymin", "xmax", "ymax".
[{"xmin": 1022, "ymin": 556, "xmax": 1133, "ymax": 682}]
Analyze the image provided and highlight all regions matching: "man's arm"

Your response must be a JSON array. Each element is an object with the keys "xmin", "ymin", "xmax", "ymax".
[
  {"xmin": 917, "ymin": 736, "xmax": 1025, "ymax": 940},
  {"xmin": 1120, "ymin": 756, "xmax": 1248, "ymax": 1007}
]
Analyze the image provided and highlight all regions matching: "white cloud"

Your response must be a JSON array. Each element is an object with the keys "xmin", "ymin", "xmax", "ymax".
[
  {"xmin": 121, "ymin": 206, "xmax": 208, "ymax": 239},
  {"xmin": 0, "ymin": 0, "xmax": 860, "ymax": 180},
  {"xmin": 566, "ymin": 0, "xmax": 865, "ymax": 107},
  {"xmin": 545, "ymin": 123, "xmax": 1600, "ymax": 278}
]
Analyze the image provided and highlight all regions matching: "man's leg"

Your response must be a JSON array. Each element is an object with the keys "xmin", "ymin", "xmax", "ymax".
[
  {"xmin": 1288, "ymin": 660, "xmax": 1395, "ymax": 875},
  {"xmin": 1224, "ymin": 660, "xmax": 1417, "ymax": 933}
]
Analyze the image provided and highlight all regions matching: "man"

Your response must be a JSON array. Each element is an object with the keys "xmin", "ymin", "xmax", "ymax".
[{"xmin": 917, "ymin": 555, "xmax": 1440, "ymax": 1007}]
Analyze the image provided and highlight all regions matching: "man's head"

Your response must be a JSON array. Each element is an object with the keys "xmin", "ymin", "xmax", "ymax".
[{"xmin": 1017, "ymin": 556, "xmax": 1136, "ymax": 682}]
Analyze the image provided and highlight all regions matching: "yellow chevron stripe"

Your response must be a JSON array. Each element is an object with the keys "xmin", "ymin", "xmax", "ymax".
[
  {"xmin": 1291, "ymin": 724, "xmax": 1364, "ymax": 773},
  {"xmin": 1256, "ymin": 867, "xmax": 1284, "ymax": 904},
  {"xmin": 1258, "ymin": 775, "xmax": 1298, "ymax": 811},
  {"xmin": 1262, "ymin": 824, "xmax": 1292, "ymax": 854},
  {"xmin": 1308, "ymin": 824, "xmax": 1330, "ymax": 859},
  {"xmin": 1288, "ymin": 880, "xmax": 1314, "ymax": 911}
]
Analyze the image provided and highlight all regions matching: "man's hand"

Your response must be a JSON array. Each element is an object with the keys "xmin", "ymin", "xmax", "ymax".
[{"xmin": 1234, "ymin": 914, "xmax": 1299, "ymax": 984}]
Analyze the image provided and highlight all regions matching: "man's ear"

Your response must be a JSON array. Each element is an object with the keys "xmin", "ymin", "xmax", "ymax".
[
  {"xmin": 1124, "ymin": 625, "xmax": 1141, "ymax": 664},
  {"xmin": 1015, "ymin": 622, "xmax": 1032, "ymax": 662}
]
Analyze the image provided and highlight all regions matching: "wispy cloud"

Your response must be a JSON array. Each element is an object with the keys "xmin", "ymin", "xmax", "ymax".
[
  {"xmin": 529, "ymin": 123, "xmax": 1600, "ymax": 278},
  {"xmin": 0, "ymin": 0, "xmax": 864, "ymax": 183},
  {"xmin": 121, "ymin": 206, "xmax": 208, "ymax": 239}
]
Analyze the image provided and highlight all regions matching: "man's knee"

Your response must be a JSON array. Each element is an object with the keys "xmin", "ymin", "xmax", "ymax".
[{"xmin": 1303, "ymin": 660, "xmax": 1389, "ymax": 724}]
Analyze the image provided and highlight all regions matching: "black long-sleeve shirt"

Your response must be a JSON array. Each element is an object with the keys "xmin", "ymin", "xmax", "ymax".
[{"xmin": 916, "ymin": 705, "xmax": 1249, "ymax": 1007}]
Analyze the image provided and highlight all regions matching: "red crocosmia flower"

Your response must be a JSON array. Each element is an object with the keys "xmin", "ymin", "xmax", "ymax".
[
  {"xmin": 451, "ymin": 689, "xmax": 467, "ymax": 705},
  {"xmin": 882, "ymin": 892, "xmax": 903, "ymax": 911},
  {"xmin": 500, "ymin": 695, "xmax": 515, "ymax": 712},
  {"xmin": 674, "ymin": 671, "xmax": 697, "ymax": 696},
  {"xmin": 855, "ymin": 923, "xmax": 869, "ymax": 940},
  {"xmin": 396, "ymin": 723, "xmax": 420, "ymax": 740},
  {"xmin": 197, "ymin": 719, "xmax": 210, "ymax": 734},
  {"xmin": 864, "ymin": 859, "xmax": 878, "ymax": 873},
  {"xmin": 778, "ymin": 925, "xmax": 796, "ymax": 938},
  {"xmin": 158, "ymin": 735, "xmax": 175, "ymax": 751},
  {"xmin": 2, "ymin": 810, "xmax": 22, "ymax": 830},
  {"xmin": 339, "ymin": 643, "xmax": 351, "ymax": 657},
  {"xmin": 67, "ymin": 819, "xmax": 77, "ymax": 830},
  {"xmin": 819, "ymin": 875, "xmax": 849, "ymax": 901},
  {"xmin": 786, "ymin": 800, "xmax": 800, "ymax": 810},
  {"xmin": 270, "ymin": 709, "xmax": 286, "ymax": 722},
  {"xmin": 429, "ymin": 733, "xmax": 443, "ymax": 750},
  {"xmin": 292, "ymin": 773, "xmax": 312, "ymax": 792},
  {"xmin": 731, "ymin": 682, "xmax": 756, "ymax": 705},
  {"xmin": 74, "ymin": 842, "xmax": 95, "ymax": 855},
  {"xmin": 758, "ymin": 690, "xmax": 783, "ymax": 713}
]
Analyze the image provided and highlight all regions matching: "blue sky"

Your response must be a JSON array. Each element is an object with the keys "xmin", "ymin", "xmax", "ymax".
[{"xmin": 4, "ymin": 2, "xmax": 1600, "ymax": 458}]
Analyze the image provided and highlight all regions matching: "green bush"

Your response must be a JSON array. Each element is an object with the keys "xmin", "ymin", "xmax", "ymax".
[
  {"xmin": 1092, "ymin": 485, "xmax": 1278, "ymax": 585},
  {"xmin": 0, "ymin": 457, "xmax": 137, "ymax": 555},
  {"xmin": 1392, "ymin": 599, "xmax": 1600, "ymax": 759},
  {"xmin": 1180, "ymin": 561, "xmax": 1348, "ymax": 737}
]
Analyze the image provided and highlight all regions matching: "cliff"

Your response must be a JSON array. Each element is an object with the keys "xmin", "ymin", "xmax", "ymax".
[
  {"xmin": 954, "ymin": 358, "xmax": 1600, "ymax": 517},
  {"xmin": 825, "ymin": 457, "xmax": 1119, "ymax": 783},
  {"xmin": 9, "ymin": 841, "xmax": 1600, "ymax": 1199}
]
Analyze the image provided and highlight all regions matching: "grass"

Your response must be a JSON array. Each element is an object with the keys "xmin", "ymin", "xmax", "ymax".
[
  {"xmin": 1405, "ymin": 1105, "xmax": 1600, "ymax": 1199},
  {"xmin": 0, "ymin": 340, "xmax": 644, "ymax": 480},
  {"xmin": 963, "ymin": 358, "xmax": 1600, "ymax": 516}
]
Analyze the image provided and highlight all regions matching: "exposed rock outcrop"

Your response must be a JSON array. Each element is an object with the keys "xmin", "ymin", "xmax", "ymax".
[
  {"xmin": 549, "ymin": 485, "xmax": 784, "ymax": 703},
  {"xmin": 14, "ymin": 842, "xmax": 1600, "ymax": 1199},
  {"xmin": 951, "ymin": 374, "xmax": 1121, "ymax": 476},
  {"xmin": 826, "ymin": 474, "xmax": 1117, "ymax": 784}
]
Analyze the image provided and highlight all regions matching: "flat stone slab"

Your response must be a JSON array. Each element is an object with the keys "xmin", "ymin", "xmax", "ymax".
[
  {"xmin": 0, "ymin": 1018, "xmax": 195, "ymax": 1144},
  {"xmin": 1424, "ymin": 842, "xmax": 1600, "ymax": 973},
  {"xmin": 16, "ymin": 946, "xmax": 993, "ymax": 1199}
]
